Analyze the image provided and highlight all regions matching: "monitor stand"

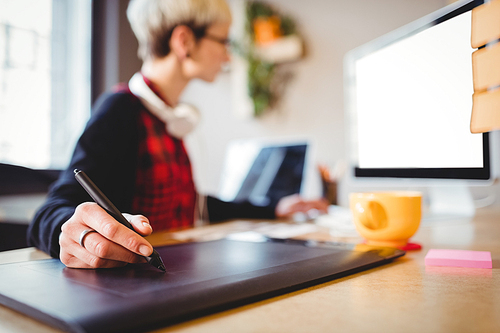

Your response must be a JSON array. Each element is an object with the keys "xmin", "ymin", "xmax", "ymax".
[{"xmin": 422, "ymin": 182, "xmax": 475, "ymax": 223}]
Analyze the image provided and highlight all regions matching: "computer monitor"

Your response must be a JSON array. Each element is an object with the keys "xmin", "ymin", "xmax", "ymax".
[{"xmin": 344, "ymin": 0, "xmax": 498, "ymax": 220}]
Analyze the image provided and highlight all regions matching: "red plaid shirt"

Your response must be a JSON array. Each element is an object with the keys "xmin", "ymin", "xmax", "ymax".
[{"xmin": 130, "ymin": 78, "xmax": 196, "ymax": 231}]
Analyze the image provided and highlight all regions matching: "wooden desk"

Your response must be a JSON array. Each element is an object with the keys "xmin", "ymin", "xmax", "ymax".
[{"xmin": 0, "ymin": 208, "xmax": 499, "ymax": 333}]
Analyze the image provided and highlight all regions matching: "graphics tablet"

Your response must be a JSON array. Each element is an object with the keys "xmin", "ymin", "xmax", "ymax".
[{"xmin": 0, "ymin": 237, "xmax": 404, "ymax": 333}]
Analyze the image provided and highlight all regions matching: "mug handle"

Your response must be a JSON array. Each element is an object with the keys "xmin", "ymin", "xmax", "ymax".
[{"xmin": 353, "ymin": 200, "xmax": 388, "ymax": 230}]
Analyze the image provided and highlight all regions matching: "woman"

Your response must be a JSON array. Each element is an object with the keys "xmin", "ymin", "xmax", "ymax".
[{"xmin": 28, "ymin": 0, "xmax": 328, "ymax": 269}]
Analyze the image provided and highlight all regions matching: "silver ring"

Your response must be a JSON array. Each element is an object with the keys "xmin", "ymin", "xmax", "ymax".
[{"xmin": 79, "ymin": 229, "xmax": 97, "ymax": 248}]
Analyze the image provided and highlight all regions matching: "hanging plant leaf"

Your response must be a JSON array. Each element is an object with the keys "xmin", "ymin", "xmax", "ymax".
[{"xmin": 243, "ymin": 1, "xmax": 301, "ymax": 116}]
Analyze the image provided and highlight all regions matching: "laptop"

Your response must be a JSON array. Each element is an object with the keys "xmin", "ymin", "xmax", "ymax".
[
  {"xmin": 218, "ymin": 139, "xmax": 309, "ymax": 207},
  {"xmin": 0, "ymin": 237, "xmax": 404, "ymax": 333}
]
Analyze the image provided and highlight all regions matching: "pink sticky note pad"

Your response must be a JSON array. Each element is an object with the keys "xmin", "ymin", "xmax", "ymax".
[{"xmin": 425, "ymin": 249, "xmax": 492, "ymax": 269}]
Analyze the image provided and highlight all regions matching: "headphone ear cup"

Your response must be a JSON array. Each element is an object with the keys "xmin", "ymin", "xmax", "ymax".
[
  {"xmin": 165, "ymin": 103, "xmax": 200, "ymax": 138},
  {"xmin": 128, "ymin": 73, "xmax": 200, "ymax": 138}
]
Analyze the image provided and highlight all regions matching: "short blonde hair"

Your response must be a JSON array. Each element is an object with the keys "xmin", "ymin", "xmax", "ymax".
[{"xmin": 127, "ymin": 0, "xmax": 232, "ymax": 61}]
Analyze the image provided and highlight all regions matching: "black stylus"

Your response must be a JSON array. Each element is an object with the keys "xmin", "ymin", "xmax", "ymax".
[{"xmin": 74, "ymin": 169, "xmax": 166, "ymax": 272}]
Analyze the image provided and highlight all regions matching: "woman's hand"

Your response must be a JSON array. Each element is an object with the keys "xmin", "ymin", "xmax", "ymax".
[
  {"xmin": 59, "ymin": 202, "xmax": 154, "ymax": 269},
  {"xmin": 275, "ymin": 194, "xmax": 329, "ymax": 219}
]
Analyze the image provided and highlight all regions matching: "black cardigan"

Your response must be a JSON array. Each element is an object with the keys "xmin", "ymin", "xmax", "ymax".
[{"xmin": 28, "ymin": 91, "xmax": 275, "ymax": 258}]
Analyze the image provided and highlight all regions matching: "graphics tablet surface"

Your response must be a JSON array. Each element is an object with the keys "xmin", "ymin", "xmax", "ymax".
[{"xmin": 0, "ymin": 238, "xmax": 404, "ymax": 333}]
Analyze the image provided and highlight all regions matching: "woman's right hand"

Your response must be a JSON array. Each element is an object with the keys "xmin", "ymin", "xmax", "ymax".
[{"xmin": 59, "ymin": 202, "xmax": 154, "ymax": 269}]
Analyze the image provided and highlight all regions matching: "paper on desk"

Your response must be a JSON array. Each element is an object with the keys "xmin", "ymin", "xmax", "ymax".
[
  {"xmin": 227, "ymin": 224, "xmax": 321, "ymax": 243},
  {"xmin": 169, "ymin": 221, "xmax": 321, "ymax": 242},
  {"xmin": 252, "ymin": 223, "xmax": 320, "ymax": 238},
  {"xmin": 314, "ymin": 205, "xmax": 359, "ymax": 237},
  {"xmin": 170, "ymin": 221, "xmax": 256, "ymax": 242}
]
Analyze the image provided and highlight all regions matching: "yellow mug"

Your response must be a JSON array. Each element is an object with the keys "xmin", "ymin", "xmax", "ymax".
[{"xmin": 349, "ymin": 191, "xmax": 422, "ymax": 248}]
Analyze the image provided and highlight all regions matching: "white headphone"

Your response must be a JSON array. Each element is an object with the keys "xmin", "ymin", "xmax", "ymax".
[{"xmin": 128, "ymin": 72, "xmax": 200, "ymax": 139}]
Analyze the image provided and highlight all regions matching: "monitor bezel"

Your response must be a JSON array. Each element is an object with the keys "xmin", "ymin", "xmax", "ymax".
[{"xmin": 345, "ymin": 0, "xmax": 490, "ymax": 181}]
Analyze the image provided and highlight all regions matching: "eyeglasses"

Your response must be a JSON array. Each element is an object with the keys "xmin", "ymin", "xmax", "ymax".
[{"xmin": 202, "ymin": 33, "xmax": 232, "ymax": 48}]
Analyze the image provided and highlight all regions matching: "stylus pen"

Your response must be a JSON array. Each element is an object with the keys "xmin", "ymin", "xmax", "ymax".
[{"xmin": 74, "ymin": 169, "xmax": 166, "ymax": 272}]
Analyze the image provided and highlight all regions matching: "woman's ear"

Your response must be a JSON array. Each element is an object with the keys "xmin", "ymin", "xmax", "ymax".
[{"xmin": 170, "ymin": 25, "xmax": 195, "ymax": 60}]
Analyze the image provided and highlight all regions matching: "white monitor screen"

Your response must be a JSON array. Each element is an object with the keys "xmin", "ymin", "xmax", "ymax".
[{"xmin": 347, "ymin": 0, "xmax": 490, "ymax": 180}]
